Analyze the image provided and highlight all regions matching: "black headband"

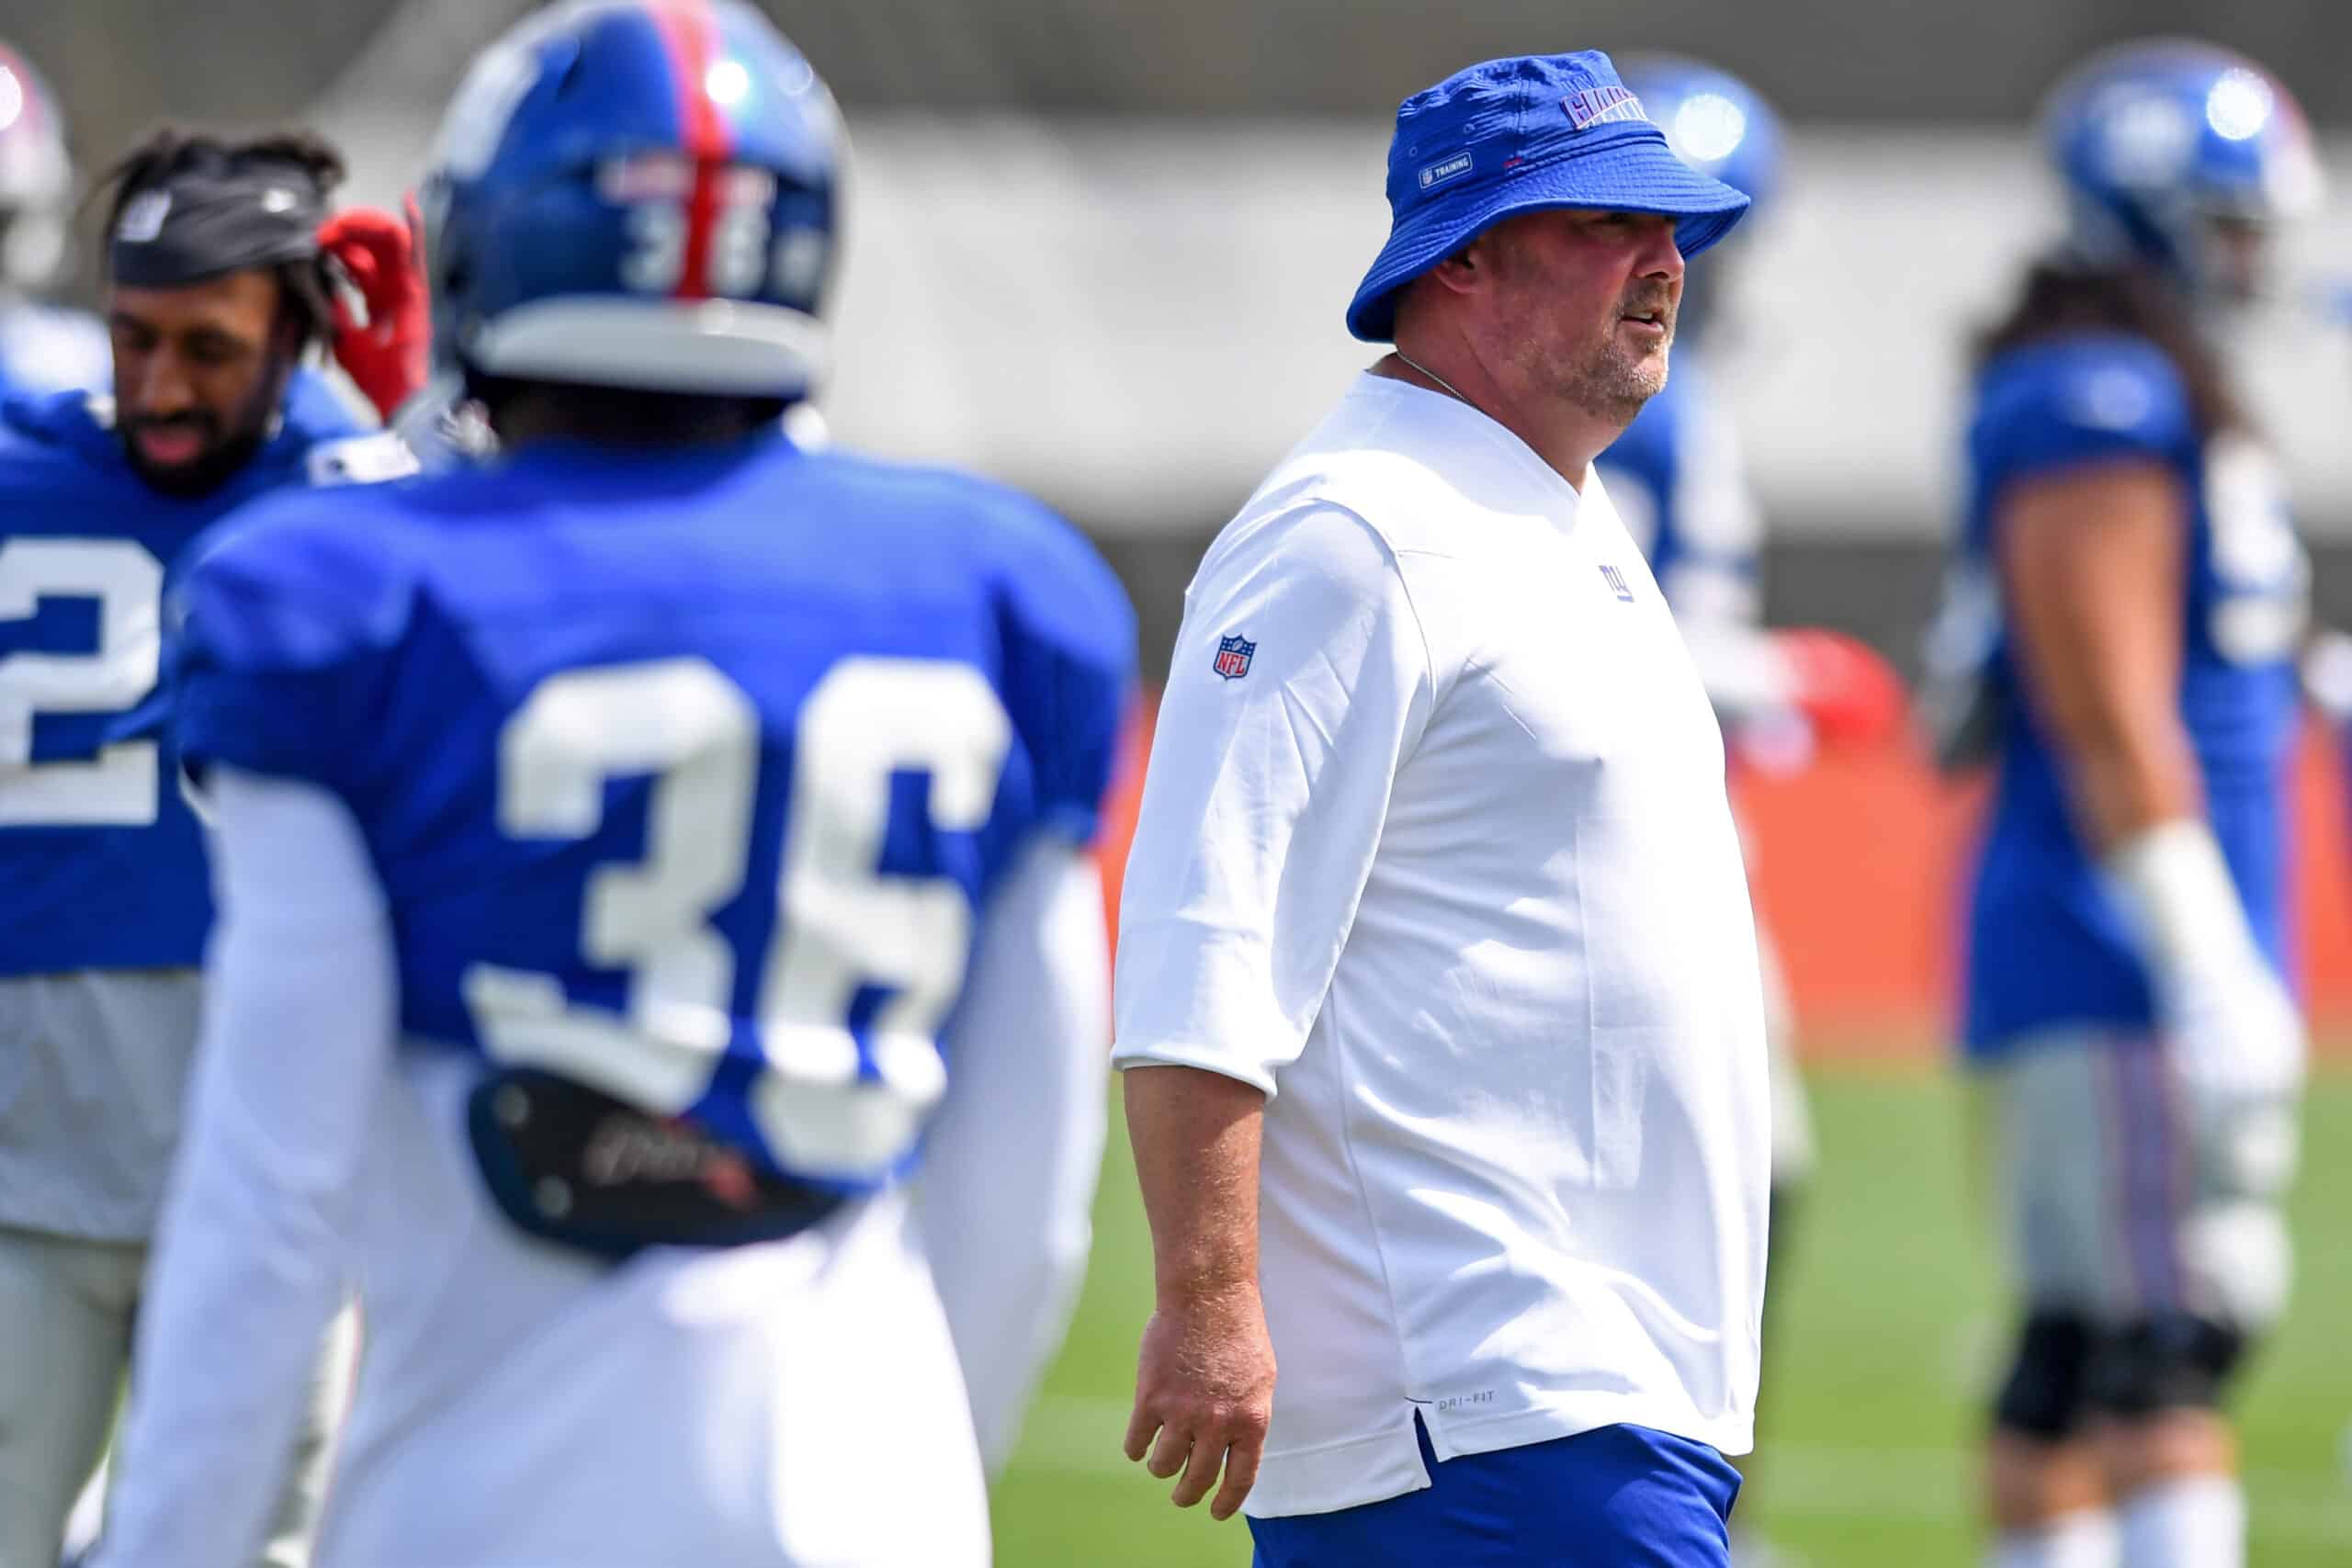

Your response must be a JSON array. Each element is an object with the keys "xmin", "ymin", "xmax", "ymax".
[{"xmin": 108, "ymin": 154, "xmax": 330, "ymax": 289}]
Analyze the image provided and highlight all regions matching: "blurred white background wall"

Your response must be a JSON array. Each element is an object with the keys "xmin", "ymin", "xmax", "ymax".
[
  {"xmin": 17, "ymin": 0, "xmax": 2346, "ymax": 543},
  {"xmin": 241, "ymin": 0, "xmax": 2351, "ymax": 546},
  {"xmin": 318, "ymin": 109, "xmax": 2352, "ymax": 542},
  {"xmin": 817, "ymin": 120, "xmax": 2352, "ymax": 540}
]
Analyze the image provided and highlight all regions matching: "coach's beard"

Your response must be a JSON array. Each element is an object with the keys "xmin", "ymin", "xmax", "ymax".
[{"xmin": 1570, "ymin": 288, "xmax": 1677, "ymax": 426}]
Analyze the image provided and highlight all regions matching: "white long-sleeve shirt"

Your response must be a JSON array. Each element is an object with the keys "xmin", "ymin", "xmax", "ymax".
[
  {"xmin": 99, "ymin": 767, "xmax": 1105, "ymax": 1568},
  {"xmin": 1114, "ymin": 373, "xmax": 1772, "ymax": 1518}
]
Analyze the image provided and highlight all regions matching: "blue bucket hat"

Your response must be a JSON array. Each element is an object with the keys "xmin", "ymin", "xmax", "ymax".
[{"xmin": 1346, "ymin": 51, "xmax": 1752, "ymax": 343}]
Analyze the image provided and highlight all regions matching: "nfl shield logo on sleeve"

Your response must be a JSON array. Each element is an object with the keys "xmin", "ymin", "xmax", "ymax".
[{"xmin": 1214, "ymin": 633, "xmax": 1256, "ymax": 681}]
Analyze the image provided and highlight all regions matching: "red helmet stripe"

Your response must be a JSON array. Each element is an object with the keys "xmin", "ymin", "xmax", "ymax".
[{"xmin": 650, "ymin": 0, "xmax": 732, "ymax": 301}]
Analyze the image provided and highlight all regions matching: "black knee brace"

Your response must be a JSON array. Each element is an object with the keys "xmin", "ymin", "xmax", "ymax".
[
  {"xmin": 2085, "ymin": 1314, "xmax": 2249, "ymax": 1418},
  {"xmin": 1992, "ymin": 1312, "xmax": 2096, "ymax": 1439}
]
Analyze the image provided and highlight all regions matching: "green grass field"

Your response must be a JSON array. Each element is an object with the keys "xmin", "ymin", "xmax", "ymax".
[{"xmin": 990, "ymin": 1066, "xmax": 2352, "ymax": 1566}]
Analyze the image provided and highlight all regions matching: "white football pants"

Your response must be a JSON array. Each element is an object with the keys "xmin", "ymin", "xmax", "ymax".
[{"xmin": 0, "ymin": 1226, "xmax": 355, "ymax": 1568}]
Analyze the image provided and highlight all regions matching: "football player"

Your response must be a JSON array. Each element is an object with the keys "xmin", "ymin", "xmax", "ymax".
[
  {"xmin": 1598, "ymin": 59, "xmax": 1905, "ymax": 1568},
  {"xmin": 94, "ymin": 5, "xmax": 1132, "ymax": 1566},
  {"xmin": 0, "ymin": 126, "xmax": 415, "ymax": 1568},
  {"xmin": 1940, "ymin": 40, "xmax": 2315, "ymax": 1568},
  {"xmin": 0, "ymin": 41, "xmax": 107, "ymax": 397}
]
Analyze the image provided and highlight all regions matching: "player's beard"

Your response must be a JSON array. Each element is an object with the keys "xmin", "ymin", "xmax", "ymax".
[{"xmin": 119, "ymin": 358, "xmax": 293, "ymax": 500}]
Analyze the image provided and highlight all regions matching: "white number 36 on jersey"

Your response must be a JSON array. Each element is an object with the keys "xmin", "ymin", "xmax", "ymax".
[{"xmin": 465, "ymin": 655, "xmax": 1012, "ymax": 1181}]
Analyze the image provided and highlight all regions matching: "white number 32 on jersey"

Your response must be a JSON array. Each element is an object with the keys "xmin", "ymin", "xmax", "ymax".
[{"xmin": 0, "ymin": 538, "xmax": 164, "ymax": 827}]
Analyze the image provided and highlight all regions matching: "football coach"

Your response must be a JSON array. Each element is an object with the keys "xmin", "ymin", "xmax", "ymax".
[{"xmin": 1112, "ymin": 51, "xmax": 1773, "ymax": 1566}]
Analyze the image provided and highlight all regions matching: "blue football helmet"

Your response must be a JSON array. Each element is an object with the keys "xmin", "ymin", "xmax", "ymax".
[
  {"xmin": 1618, "ymin": 54, "xmax": 1783, "ymax": 215},
  {"xmin": 2041, "ymin": 39, "xmax": 2321, "ymax": 294},
  {"xmin": 1618, "ymin": 54, "xmax": 1781, "ymax": 344},
  {"xmin": 423, "ymin": 0, "xmax": 842, "ymax": 400},
  {"xmin": 0, "ymin": 39, "xmax": 74, "ymax": 292}
]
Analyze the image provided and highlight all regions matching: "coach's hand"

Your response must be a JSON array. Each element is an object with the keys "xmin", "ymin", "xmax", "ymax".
[{"xmin": 1125, "ymin": 1284, "xmax": 1276, "ymax": 1520}]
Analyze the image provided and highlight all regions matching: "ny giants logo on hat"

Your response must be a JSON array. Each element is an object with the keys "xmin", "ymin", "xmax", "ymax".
[
  {"xmin": 1214, "ymin": 633, "xmax": 1257, "ymax": 681},
  {"xmin": 1564, "ymin": 85, "xmax": 1647, "ymax": 131}
]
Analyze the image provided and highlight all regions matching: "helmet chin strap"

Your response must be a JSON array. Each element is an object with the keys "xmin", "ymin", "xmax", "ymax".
[
  {"xmin": 2062, "ymin": 192, "xmax": 2159, "ymax": 275},
  {"xmin": 2064, "ymin": 187, "xmax": 2298, "ymax": 315}
]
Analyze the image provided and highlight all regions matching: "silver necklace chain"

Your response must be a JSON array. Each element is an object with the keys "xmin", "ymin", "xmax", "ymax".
[{"xmin": 1393, "ymin": 347, "xmax": 1470, "ymax": 405}]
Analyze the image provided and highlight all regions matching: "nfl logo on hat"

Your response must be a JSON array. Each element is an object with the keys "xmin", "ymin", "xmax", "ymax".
[{"xmin": 1214, "ymin": 633, "xmax": 1256, "ymax": 681}]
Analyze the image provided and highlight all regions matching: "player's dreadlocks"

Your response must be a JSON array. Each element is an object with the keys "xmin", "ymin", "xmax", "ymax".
[
  {"xmin": 1976, "ymin": 260, "xmax": 2245, "ymax": 439},
  {"xmin": 93, "ymin": 126, "xmax": 346, "ymax": 351}
]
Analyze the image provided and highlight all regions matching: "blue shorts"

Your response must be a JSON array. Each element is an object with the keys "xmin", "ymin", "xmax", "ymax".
[{"xmin": 1247, "ymin": 1418, "xmax": 1741, "ymax": 1568}]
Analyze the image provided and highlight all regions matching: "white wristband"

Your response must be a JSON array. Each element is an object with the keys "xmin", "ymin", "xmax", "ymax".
[{"xmin": 2100, "ymin": 818, "xmax": 2266, "ymax": 984}]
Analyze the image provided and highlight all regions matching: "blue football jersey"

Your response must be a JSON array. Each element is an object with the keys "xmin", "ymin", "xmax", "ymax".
[
  {"xmin": 171, "ymin": 432, "xmax": 1136, "ymax": 1188},
  {"xmin": 1594, "ymin": 354, "xmax": 1763, "ymax": 619},
  {"xmin": 0, "ymin": 376, "xmax": 379, "ymax": 976},
  {"xmin": 1957, "ymin": 333, "xmax": 2305, "ymax": 1055}
]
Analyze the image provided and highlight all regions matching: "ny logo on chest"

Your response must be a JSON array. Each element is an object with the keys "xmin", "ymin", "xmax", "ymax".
[{"xmin": 1597, "ymin": 563, "xmax": 1636, "ymax": 603}]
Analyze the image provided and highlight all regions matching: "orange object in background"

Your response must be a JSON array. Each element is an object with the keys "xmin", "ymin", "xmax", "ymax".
[
  {"xmin": 1738, "ymin": 716, "xmax": 2352, "ymax": 1057},
  {"xmin": 1734, "ymin": 744, "xmax": 1979, "ymax": 1059},
  {"xmin": 1094, "ymin": 696, "xmax": 2352, "ymax": 1061},
  {"xmin": 2293, "ymin": 722, "xmax": 2352, "ymax": 1033},
  {"xmin": 1094, "ymin": 692, "xmax": 1156, "ymax": 944}
]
